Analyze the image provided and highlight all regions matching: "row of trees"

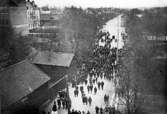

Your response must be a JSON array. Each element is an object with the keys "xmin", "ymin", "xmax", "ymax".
[{"xmin": 116, "ymin": 7, "xmax": 167, "ymax": 114}]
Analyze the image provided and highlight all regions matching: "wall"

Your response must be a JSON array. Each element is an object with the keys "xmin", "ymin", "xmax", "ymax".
[
  {"xmin": 27, "ymin": 8, "xmax": 40, "ymax": 30},
  {"xmin": 9, "ymin": 6, "xmax": 29, "ymax": 35}
]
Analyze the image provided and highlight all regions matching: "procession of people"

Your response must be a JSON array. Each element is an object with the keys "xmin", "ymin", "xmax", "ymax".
[
  {"xmin": 51, "ymin": 15, "xmax": 125, "ymax": 114},
  {"xmin": 67, "ymin": 28, "xmax": 122, "ymax": 114}
]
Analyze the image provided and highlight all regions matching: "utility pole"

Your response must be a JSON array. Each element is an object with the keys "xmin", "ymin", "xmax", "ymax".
[
  {"xmin": 116, "ymin": 16, "xmax": 119, "ymax": 63},
  {"xmin": 115, "ymin": 15, "xmax": 120, "ymax": 111}
]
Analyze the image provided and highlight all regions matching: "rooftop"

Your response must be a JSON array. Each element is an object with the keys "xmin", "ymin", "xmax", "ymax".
[
  {"xmin": 32, "ymin": 51, "xmax": 74, "ymax": 67},
  {"xmin": 0, "ymin": 60, "xmax": 50, "ymax": 107}
]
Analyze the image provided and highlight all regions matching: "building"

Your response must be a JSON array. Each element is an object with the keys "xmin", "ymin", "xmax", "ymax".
[
  {"xmin": 9, "ymin": 0, "xmax": 29, "ymax": 35},
  {"xmin": 0, "ymin": 0, "xmax": 29, "ymax": 36},
  {"xmin": 0, "ymin": 0, "xmax": 29, "ymax": 71},
  {"xmin": 26, "ymin": 0, "xmax": 40, "ymax": 30},
  {"xmin": 31, "ymin": 51, "xmax": 74, "ymax": 67},
  {"xmin": 0, "ymin": 60, "xmax": 50, "ymax": 114},
  {"xmin": 0, "ymin": 7, "xmax": 9, "ymax": 27},
  {"xmin": 30, "ymin": 51, "xmax": 74, "ymax": 114},
  {"xmin": 39, "ymin": 8, "xmax": 63, "ymax": 27}
]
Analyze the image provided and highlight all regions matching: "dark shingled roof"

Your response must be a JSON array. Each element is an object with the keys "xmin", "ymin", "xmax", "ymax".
[{"xmin": 0, "ymin": 60, "xmax": 50, "ymax": 107}]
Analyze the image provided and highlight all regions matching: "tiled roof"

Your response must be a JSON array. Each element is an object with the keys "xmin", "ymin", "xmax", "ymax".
[{"xmin": 0, "ymin": 60, "xmax": 50, "ymax": 107}]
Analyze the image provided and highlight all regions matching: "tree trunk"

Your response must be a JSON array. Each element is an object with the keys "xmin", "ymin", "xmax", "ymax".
[{"xmin": 127, "ymin": 106, "xmax": 131, "ymax": 114}]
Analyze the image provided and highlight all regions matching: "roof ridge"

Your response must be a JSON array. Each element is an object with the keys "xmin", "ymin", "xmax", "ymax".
[
  {"xmin": 0, "ymin": 59, "xmax": 50, "ymax": 81},
  {"xmin": 39, "ymin": 51, "xmax": 74, "ymax": 54},
  {"xmin": 0, "ymin": 59, "xmax": 27, "ymax": 72}
]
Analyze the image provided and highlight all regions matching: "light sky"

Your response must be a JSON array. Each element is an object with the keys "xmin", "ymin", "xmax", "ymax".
[{"xmin": 34, "ymin": 0, "xmax": 167, "ymax": 8}]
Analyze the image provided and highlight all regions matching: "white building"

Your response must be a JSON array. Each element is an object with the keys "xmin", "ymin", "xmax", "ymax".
[{"xmin": 26, "ymin": 0, "xmax": 40, "ymax": 30}]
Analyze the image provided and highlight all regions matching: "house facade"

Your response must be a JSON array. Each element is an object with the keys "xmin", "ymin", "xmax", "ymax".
[
  {"xmin": 0, "ymin": 0, "xmax": 29, "ymax": 36},
  {"xmin": 26, "ymin": 0, "xmax": 40, "ymax": 30}
]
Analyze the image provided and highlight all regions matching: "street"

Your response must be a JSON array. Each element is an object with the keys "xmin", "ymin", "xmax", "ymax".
[{"xmin": 50, "ymin": 15, "xmax": 126, "ymax": 114}]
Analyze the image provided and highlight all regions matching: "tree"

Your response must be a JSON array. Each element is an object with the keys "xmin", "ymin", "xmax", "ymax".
[
  {"xmin": 116, "ymin": 52, "xmax": 143, "ymax": 114},
  {"xmin": 118, "ymin": 7, "xmax": 167, "ymax": 114}
]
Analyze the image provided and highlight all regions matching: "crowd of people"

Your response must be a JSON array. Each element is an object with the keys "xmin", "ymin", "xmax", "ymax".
[
  {"xmin": 51, "ymin": 91, "xmax": 71, "ymax": 113},
  {"xmin": 69, "ymin": 110, "xmax": 91, "ymax": 114},
  {"xmin": 68, "ymin": 31, "xmax": 121, "ymax": 114},
  {"xmin": 50, "ymin": 30, "xmax": 122, "ymax": 114},
  {"xmin": 72, "ymin": 66, "xmax": 110, "ymax": 104},
  {"xmin": 95, "ymin": 106, "xmax": 116, "ymax": 114}
]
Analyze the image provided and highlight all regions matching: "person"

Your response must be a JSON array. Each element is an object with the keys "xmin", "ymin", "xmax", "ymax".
[
  {"xmin": 74, "ymin": 89, "xmax": 79, "ymax": 97},
  {"xmin": 74, "ymin": 110, "xmax": 78, "ymax": 114},
  {"xmin": 62, "ymin": 100, "xmax": 66, "ymax": 109},
  {"xmin": 74, "ymin": 89, "xmax": 76, "ymax": 97},
  {"xmin": 85, "ymin": 97, "xmax": 88, "ymax": 105},
  {"xmin": 68, "ymin": 110, "xmax": 72, "ymax": 114},
  {"xmin": 112, "ymin": 35, "xmax": 115, "ymax": 40},
  {"xmin": 95, "ymin": 77, "xmax": 98, "ymax": 83},
  {"xmin": 89, "ymin": 78, "xmax": 93, "ymax": 85},
  {"xmin": 81, "ymin": 89, "xmax": 84, "ymax": 95},
  {"xmin": 57, "ymin": 99, "xmax": 61, "ymax": 109},
  {"xmin": 52, "ymin": 101, "xmax": 57, "ymax": 112},
  {"xmin": 100, "ymin": 74, "xmax": 103, "ymax": 79},
  {"xmin": 101, "ymin": 81, "xmax": 104, "ymax": 90},
  {"xmin": 87, "ymin": 85, "xmax": 90, "ymax": 93},
  {"xmin": 107, "ymin": 95, "xmax": 109, "ymax": 104},
  {"xmin": 82, "ymin": 96, "xmax": 87, "ymax": 105},
  {"xmin": 72, "ymin": 83, "xmax": 76, "ymax": 88},
  {"xmin": 66, "ymin": 99, "xmax": 71, "ymax": 110},
  {"xmin": 97, "ymin": 82, "xmax": 101, "ymax": 90},
  {"xmin": 104, "ymin": 94, "xmax": 107, "ymax": 104},
  {"xmin": 90, "ymin": 85, "xmax": 93, "ymax": 93},
  {"xmin": 75, "ymin": 86, "xmax": 79, "ymax": 90},
  {"xmin": 85, "ymin": 80, "xmax": 88, "ymax": 85},
  {"xmin": 88, "ymin": 97, "xmax": 92, "ymax": 106},
  {"xmin": 87, "ymin": 111, "xmax": 90, "ymax": 114},
  {"xmin": 94, "ymin": 87, "xmax": 97, "ymax": 94},
  {"xmin": 72, "ymin": 109, "xmax": 75, "ymax": 114},
  {"xmin": 109, "ymin": 107, "xmax": 115, "ymax": 114},
  {"xmin": 100, "ymin": 107, "xmax": 103, "ymax": 114},
  {"xmin": 95, "ymin": 106, "xmax": 99, "ymax": 114},
  {"xmin": 80, "ymin": 86, "xmax": 84, "ymax": 92},
  {"xmin": 89, "ymin": 72, "xmax": 93, "ymax": 78},
  {"xmin": 93, "ymin": 79, "xmax": 96, "ymax": 84}
]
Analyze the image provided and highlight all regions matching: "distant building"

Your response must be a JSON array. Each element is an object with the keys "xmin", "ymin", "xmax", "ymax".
[
  {"xmin": 0, "ymin": 7, "xmax": 9, "ymax": 27},
  {"xmin": 0, "ymin": 0, "xmax": 29, "ymax": 36},
  {"xmin": 10, "ymin": 0, "xmax": 29, "ymax": 35},
  {"xmin": 146, "ymin": 35, "xmax": 167, "ymax": 41},
  {"xmin": 39, "ymin": 8, "xmax": 63, "ymax": 26},
  {"xmin": 143, "ymin": 32, "xmax": 167, "ymax": 60},
  {"xmin": 26, "ymin": 0, "xmax": 40, "ymax": 30},
  {"xmin": 143, "ymin": 32, "xmax": 167, "ymax": 42}
]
